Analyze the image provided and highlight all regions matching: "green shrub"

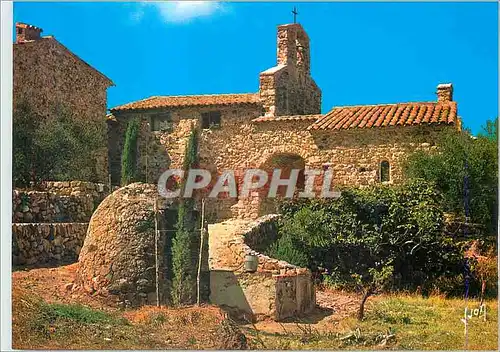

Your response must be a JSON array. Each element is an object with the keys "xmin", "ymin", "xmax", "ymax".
[
  {"xmin": 13, "ymin": 101, "xmax": 105, "ymax": 187},
  {"xmin": 271, "ymin": 179, "xmax": 465, "ymax": 293},
  {"xmin": 404, "ymin": 121, "xmax": 498, "ymax": 236}
]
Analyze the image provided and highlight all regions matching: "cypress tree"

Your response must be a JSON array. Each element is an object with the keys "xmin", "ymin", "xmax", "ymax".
[
  {"xmin": 121, "ymin": 119, "xmax": 140, "ymax": 186},
  {"xmin": 171, "ymin": 126, "xmax": 199, "ymax": 305}
]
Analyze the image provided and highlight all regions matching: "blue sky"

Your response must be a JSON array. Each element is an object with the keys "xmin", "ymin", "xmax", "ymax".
[{"xmin": 14, "ymin": 1, "xmax": 498, "ymax": 134}]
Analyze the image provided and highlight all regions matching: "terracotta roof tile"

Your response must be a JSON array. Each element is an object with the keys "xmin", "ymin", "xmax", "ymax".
[
  {"xmin": 308, "ymin": 102, "xmax": 458, "ymax": 131},
  {"xmin": 111, "ymin": 93, "xmax": 261, "ymax": 111},
  {"xmin": 252, "ymin": 114, "xmax": 323, "ymax": 123}
]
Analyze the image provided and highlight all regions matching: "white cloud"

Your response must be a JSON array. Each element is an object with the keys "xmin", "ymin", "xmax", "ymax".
[{"xmin": 133, "ymin": 1, "xmax": 226, "ymax": 24}]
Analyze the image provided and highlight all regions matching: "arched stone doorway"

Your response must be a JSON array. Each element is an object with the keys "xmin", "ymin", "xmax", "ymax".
[{"xmin": 258, "ymin": 153, "xmax": 306, "ymax": 216}]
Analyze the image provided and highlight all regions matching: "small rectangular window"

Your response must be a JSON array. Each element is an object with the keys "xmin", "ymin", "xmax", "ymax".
[
  {"xmin": 17, "ymin": 28, "xmax": 23, "ymax": 35},
  {"xmin": 151, "ymin": 113, "xmax": 172, "ymax": 132},
  {"xmin": 201, "ymin": 111, "xmax": 221, "ymax": 129},
  {"xmin": 380, "ymin": 160, "xmax": 390, "ymax": 183}
]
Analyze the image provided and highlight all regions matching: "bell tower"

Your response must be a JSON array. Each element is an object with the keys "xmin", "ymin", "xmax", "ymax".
[{"xmin": 259, "ymin": 23, "xmax": 321, "ymax": 117}]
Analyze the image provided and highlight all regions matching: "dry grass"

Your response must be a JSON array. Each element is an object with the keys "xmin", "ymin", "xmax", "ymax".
[
  {"xmin": 244, "ymin": 293, "xmax": 498, "ymax": 350},
  {"xmin": 12, "ymin": 264, "xmax": 499, "ymax": 350}
]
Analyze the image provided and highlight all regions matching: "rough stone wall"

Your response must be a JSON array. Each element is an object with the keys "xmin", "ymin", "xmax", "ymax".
[
  {"xmin": 208, "ymin": 215, "xmax": 315, "ymax": 321},
  {"xmin": 259, "ymin": 24, "xmax": 321, "ymax": 117},
  {"xmin": 13, "ymin": 37, "xmax": 112, "ymax": 182},
  {"xmin": 12, "ymin": 190, "xmax": 94, "ymax": 223},
  {"xmin": 12, "ymin": 223, "xmax": 87, "ymax": 266},
  {"xmin": 202, "ymin": 122, "xmax": 448, "ymax": 219},
  {"xmin": 108, "ymin": 104, "xmax": 262, "ymax": 187},
  {"xmin": 12, "ymin": 181, "xmax": 115, "ymax": 223},
  {"xmin": 37, "ymin": 181, "xmax": 114, "ymax": 202}
]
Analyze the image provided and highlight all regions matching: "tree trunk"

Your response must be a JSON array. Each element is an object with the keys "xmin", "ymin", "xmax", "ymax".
[
  {"xmin": 480, "ymin": 277, "xmax": 486, "ymax": 305},
  {"xmin": 358, "ymin": 287, "xmax": 373, "ymax": 321}
]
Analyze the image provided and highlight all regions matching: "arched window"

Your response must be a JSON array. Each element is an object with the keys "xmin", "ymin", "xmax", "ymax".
[{"xmin": 380, "ymin": 160, "xmax": 390, "ymax": 183}]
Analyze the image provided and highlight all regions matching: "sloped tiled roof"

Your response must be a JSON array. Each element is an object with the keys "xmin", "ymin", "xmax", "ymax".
[
  {"xmin": 111, "ymin": 93, "xmax": 261, "ymax": 111},
  {"xmin": 308, "ymin": 101, "xmax": 458, "ymax": 130},
  {"xmin": 252, "ymin": 114, "xmax": 323, "ymax": 123}
]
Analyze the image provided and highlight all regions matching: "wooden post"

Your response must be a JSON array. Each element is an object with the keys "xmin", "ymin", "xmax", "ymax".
[
  {"xmin": 196, "ymin": 198, "xmax": 206, "ymax": 306},
  {"xmin": 464, "ymin": 306, "xmax": 469, "ymax": 350},
  {"xmin": 145, "ymin": 129, "xmax": 149, "ymax": 183},
  {"xmin": 154, "ymin": 197, "xmax": 160, "ymax": 306}
]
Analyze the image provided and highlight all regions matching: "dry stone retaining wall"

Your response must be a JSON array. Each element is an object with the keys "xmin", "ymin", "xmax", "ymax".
[
  {"xmin": 13, "ymin": 181, "xmax": 115, "ymax": 223},
  {"xmin": 11, "ymin": 181, "xmax": 115, "ymax": 266},
  {"xmin": 37, "ymin": 181, "xmax": 113, "ymax": 199},
  {"xmin": 12, "ymin": 223, "xmax": 87, "ymax": 266},
  {"xmin": 12, "ymin": 190, "xmax": 94, "ymax": 223}
]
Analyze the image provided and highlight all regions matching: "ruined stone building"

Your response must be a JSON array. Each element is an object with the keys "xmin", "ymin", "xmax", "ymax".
[
  {"xmin": 13, "ymin": 22, "xmax": 114, "ymax": 181},
  {"xmin": 108, "ymin": 23, "xmax": 461, "ymax": 220}
]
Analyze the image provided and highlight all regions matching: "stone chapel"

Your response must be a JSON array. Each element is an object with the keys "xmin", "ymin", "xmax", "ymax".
[{"xmin": 107, "ymin": 23, "xmax": 460, "ymax": 220}]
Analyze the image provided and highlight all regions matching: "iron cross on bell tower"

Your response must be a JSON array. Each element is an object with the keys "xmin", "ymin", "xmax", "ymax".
[{"xmin": 292, "ymin": 6, "xmax": 298, "ymax": 24}]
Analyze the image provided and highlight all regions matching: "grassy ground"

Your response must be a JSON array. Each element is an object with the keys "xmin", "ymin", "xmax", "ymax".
[
  {"xmin": 13, "ymin": 288, "xmax": 497, "ymax": 350},
  {"xmin": 12, "ymin": 265, "xmax": 498, "ymax": 350},
  {"xmin": 245, "ymin": 295, "xmax": 498, "ymax": 350},
  {"xmin": 13, "ymin": 286, "xmax": 234, "ymax": 350}
]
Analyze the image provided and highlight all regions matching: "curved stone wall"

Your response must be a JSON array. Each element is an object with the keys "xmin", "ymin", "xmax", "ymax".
[{"xmin": 208, "ymin": 214, "xmax": 315, "ymax": 321}]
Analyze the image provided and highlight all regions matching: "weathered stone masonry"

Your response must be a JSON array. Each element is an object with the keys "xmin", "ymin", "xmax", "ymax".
[
  {"xmin": 108, "ymin": 23, "xmax": 461, "ymax": 220},
  {"xmin": 13, "ymin": 223, "xmax": 88, "ymax": 266},
  {"xmin": 13, "ymin": 22, "xmax": 114, "ymax": 182},
  {"xmin": 12, "ymin": 181, "xmax": 114, "ymax": 266},
  {"xmin": 208, "ymin": 215, "xmax": 315, "ymax": 321},
  {"xmin": 260, "ymin": 24, "xmax": 321, "ymax": 117}
]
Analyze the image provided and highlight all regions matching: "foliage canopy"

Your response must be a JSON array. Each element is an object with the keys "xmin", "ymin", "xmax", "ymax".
[
  {"xmin": 13, "ymin": 101, "xmax": 105, "ymax": 187},
  {"xmin": 270, "ymin": 180, "xmax": 466, "ymax": 295},
  {"xmin": 404, "ymin": 121, "xmax": 498, "ymax": 236}
]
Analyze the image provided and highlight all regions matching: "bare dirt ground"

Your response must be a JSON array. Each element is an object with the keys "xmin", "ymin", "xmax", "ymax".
[
  {"xmin": 245, "ymin": 288, "xmax": 362, "ymax": 335},
  {"xmin": 13, "ymin": 263, "xmax": 122, "ymax": 311},
  {"xmin": 12, "ymin": 263, "xmax": 362, "ymax": 333},
  {"xmin": 12, "ymin": 264, "xmax": 248, "ymax": 349}
]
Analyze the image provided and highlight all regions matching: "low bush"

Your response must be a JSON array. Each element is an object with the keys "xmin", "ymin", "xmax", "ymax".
[
  {"xmin": 38, "ymin": 303, "xmax": 117, "ymax": 324},
  {"xmin": 269, "ymin": 179, "xmax": 468, "ymax": 298},
  {"xmin": 404, "ymin": 121, "xmax": 498, "ymax": 237}
]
